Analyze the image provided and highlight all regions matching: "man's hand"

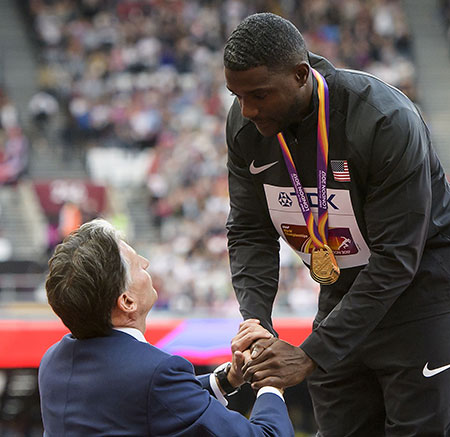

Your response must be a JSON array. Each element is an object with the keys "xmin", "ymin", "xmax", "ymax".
[
  {"xmin": 243, "ymin": 338, "xmax": 316, "ymax": 390},
  {"xmin": 227, "ymin": 349, "xmax": 251, "ymax": 388},
  {"xmin": 231, "ymin": 319, "xmax": 273, "ymax": 353},
  {"xmin": 227, "ymin": 319, "xmax": 272, "ymax": 388}
]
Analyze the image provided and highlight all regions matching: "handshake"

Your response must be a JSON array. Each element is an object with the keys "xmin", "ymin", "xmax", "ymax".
[{"xmin": 219, "ymin": 319, "xmax": 316, "ymax": 395}]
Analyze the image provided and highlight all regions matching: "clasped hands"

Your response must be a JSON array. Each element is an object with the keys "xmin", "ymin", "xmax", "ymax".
[{"xmin": 227, "ymin": 319, "xmax": 316, "ymax": 391}]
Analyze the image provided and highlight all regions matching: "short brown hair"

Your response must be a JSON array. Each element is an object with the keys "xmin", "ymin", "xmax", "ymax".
[{"xmin": 46, "ymin": 219, "xmax": 130, "ymax": 339}]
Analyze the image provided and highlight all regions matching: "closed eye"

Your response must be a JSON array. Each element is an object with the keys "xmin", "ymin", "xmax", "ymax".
[{"xmin": 253, "ymin": 93, "xmax": 267, "ymax": 100}]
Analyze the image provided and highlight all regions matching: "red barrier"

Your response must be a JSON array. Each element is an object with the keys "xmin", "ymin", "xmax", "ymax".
[{"xmin": 0, "ymin": 318, "xmax": 313, "ymax": 368}]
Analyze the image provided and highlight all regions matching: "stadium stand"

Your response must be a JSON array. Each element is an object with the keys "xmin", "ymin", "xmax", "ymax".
[
  {"xmin": 404, "ymin": 0, "xmax": 450, "ymax": 171},
  {"xmin": 15, "ymin": 0, "xmax": 418, "ymax": 317}
]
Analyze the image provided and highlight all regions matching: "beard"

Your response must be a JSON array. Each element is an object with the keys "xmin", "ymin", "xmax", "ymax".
[{"xmin": 277, "ymin": 93, "xmax": 308, "ymax": 133}]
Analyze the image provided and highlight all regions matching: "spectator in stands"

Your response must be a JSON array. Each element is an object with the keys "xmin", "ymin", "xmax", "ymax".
[
  {"xmin": 39, "ymin": 218, "xmax": 293, "ymax": 436},
  {"xmin": 28, "ymin": 90, "xmax": 59, "ymax": 147},
  {"xmin": 57, "ymin": 200, "xmax": 83, "ymax": 241},
  {"xmin": 0, "ymin": 88, "xmax": 28, "ymax": 185}
]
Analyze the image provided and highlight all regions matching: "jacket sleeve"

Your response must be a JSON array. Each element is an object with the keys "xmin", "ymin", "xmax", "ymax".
[
  {"xmin": 301, "ymin": 107, "xmax": 432, "ymax": 371},
  {"xmin": 148, "ymin": 355, "xmax": 294, "ymax": 437},
  {"xmin": 226, "ymin": 107, "xmax": 281, "ymax": 334},
  {"xmin": 196, "ymin": 373, "xmax": 214, "ymax": 395}
]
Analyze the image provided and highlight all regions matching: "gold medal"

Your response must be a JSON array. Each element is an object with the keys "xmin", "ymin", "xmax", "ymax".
[{"xmin": 310, "ymin": 244, "xmax": 340, "ymax": 285}]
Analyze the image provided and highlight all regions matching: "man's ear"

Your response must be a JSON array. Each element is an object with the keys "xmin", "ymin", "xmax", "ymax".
[
  {"xmin": 294, "ymin": 62, "xmax": 310, "ymax": 87},
  {"xmin": 116, "ymin": 292, "xmax": 136, "ymax": 313}
]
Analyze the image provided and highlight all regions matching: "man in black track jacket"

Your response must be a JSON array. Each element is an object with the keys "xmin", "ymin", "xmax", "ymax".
[{"xmin": 224, "ymin": 12, "xmax": 450, "ymax": 435}]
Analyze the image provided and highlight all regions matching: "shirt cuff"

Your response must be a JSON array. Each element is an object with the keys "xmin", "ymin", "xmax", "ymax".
[
  {"xmin": 256, "ymin": 386, "xmax": 285, "ymax": 401},
  {"xmin": 209, "ymin": 373, "xmax": 228, "ymax": 406}
]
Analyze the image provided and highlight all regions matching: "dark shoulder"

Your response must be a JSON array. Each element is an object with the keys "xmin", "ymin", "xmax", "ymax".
[
  {"xmin": 226, "ymin": 98, "xmax": 254, "ymax": 143},
  {"xmin": 335, "ymin": 68, "xmax": 419, "ymax": 119},
  {"xmin": 40, "ymin": 336, "xmax": 66, "ymax": 367},
  {"xmin": 310, "ymin": 52, "xmax": 419, "ymax": 119},
  {"xmin": 155, "ymin": 354, "xmax": 196, "ymax": 377}
]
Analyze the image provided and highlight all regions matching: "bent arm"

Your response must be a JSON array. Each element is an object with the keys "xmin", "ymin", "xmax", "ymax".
[
  {"xmin": 302, "ymin": 109, "xmax": 432, "ymax": 370},
  {"xmin": 148, "ymin": 355, "xmax": 294, "ymax": 437},
  {"xmin": 227, "ymin": 118, "xmax": 280, "ymax": 334}
]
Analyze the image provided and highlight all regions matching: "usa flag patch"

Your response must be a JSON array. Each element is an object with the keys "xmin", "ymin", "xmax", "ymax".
[{"xmin": 331, "ymin": 160, "xmax": 351, "ymax": 182}]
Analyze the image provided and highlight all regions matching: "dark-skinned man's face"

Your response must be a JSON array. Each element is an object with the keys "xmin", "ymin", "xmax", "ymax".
[{"xmin": 225, "ymin": 64, "xmax": 311, "ymax": 137}]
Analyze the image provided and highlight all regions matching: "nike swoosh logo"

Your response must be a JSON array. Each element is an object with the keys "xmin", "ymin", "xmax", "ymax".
[
  {"xmin": 422, "ymin": 362, "xmax": 450, "ymax": 377},
  {"xmin": 249, "ymin": 160, "xmax": 278, "ymax": 175}
]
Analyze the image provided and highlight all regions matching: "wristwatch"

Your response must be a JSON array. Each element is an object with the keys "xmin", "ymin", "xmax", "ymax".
[{"xmin": 214, "ymin": 362, "xmax": 240, "ymax": 396}]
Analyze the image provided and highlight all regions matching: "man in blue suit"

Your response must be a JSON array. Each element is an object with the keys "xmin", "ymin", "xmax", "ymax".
[{"xmin": 38, "ymin": 219, "xmax": 294, "ymax": 436}]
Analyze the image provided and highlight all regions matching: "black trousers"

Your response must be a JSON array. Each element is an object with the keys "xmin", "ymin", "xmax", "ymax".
[{"xmin": 307, "ymin": 312, "xmax": 450, "ymax": 436}]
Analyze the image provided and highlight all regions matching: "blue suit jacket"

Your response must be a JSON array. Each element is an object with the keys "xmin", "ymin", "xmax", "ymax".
[{"xmin": 39, "ymin": 330, "xmax": 294, "ymax": 436}]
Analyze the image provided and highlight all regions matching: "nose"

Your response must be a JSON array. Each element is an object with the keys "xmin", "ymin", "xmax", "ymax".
[
  {"xmin": 141, "ymin": 255, "xmax": 150, "ymax": 270},
  {"xmin": 240, "ymin": 97, "xmax": 258, "ymax": 120}
]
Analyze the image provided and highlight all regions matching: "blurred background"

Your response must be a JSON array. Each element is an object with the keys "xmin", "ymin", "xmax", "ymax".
[{"xmin": 0, "ymin": 0, "xmax": 449, "ymax": 435}]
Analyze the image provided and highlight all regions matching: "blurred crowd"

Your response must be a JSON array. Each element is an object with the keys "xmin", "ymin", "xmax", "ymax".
[
  {"xmin": 0, "ymin": 88, "xmax": 29, "ymax": 263},
  {"xmin": 0, "ymin": 88, "xmax": 28, "ymax": 187},
  {"xmin": 17, "ymin": 0, "xmax": 418, "ymax": 316}
]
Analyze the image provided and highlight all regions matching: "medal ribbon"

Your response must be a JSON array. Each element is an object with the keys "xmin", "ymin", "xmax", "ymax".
[{"xmin": 277, "ymin": 68, "xmax": 330, "ymax": 249}]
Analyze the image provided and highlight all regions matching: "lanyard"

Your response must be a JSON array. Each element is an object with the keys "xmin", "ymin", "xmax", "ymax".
[{"xmin": 277, "ymin": 68, "xmax": 330, "ymax": 249}]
